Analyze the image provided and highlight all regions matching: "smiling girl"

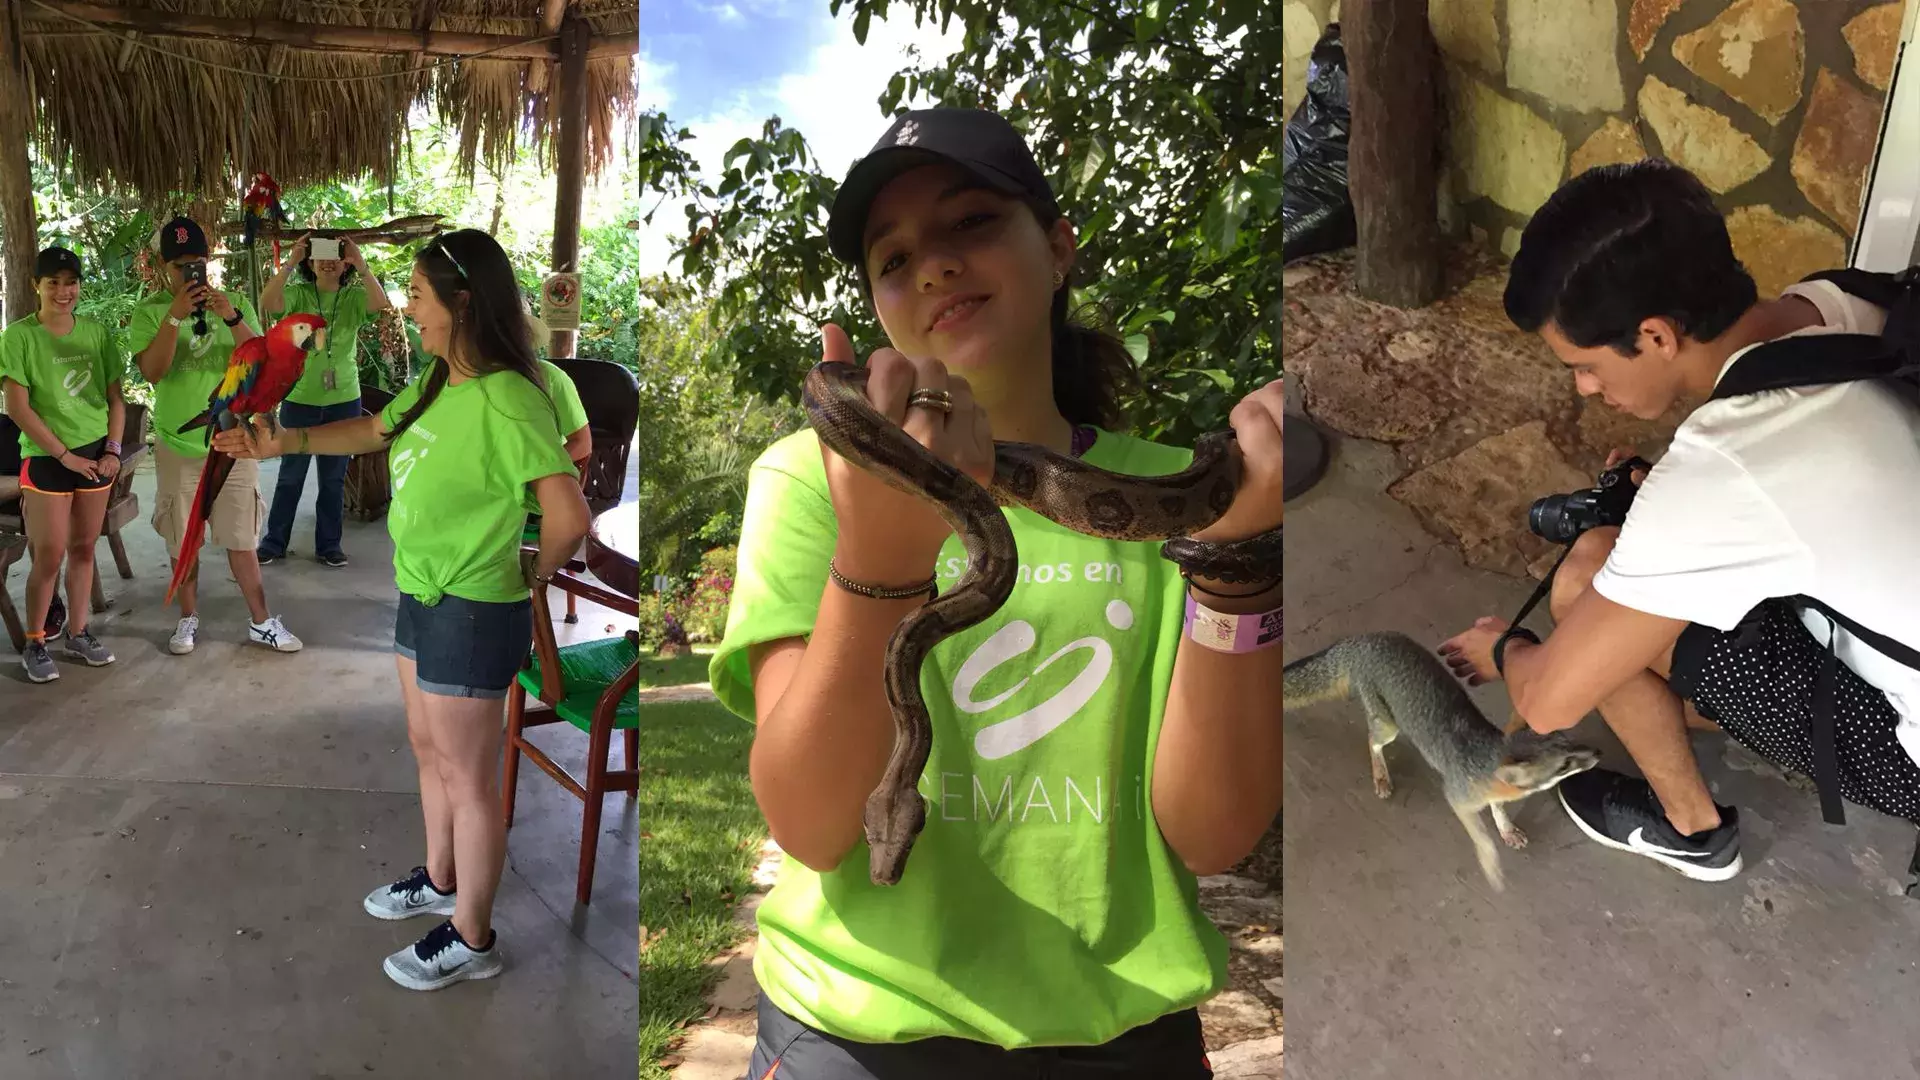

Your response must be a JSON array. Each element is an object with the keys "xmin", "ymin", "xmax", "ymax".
[
  {"xmin": 710, "ymin": 108, "xmax": 1283, "ymax": 1079},
  {"xmin": 0, "ymin": 247, "xmax": 128, "ymax": 684},
  {"xmin": 213, "ymin": 228, "xmax": 590, "ymax": 991}
]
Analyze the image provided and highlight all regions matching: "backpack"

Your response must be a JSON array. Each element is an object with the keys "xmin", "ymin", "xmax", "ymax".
[{"xmin": 1705, "ymin": 266, "xmax": 1920, "ymax": 881}]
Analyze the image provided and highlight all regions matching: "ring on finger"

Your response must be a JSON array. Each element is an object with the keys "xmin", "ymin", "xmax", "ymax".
[{"xmin": 907, "ymin": 388, "xmax": 955, "ymax": 414}]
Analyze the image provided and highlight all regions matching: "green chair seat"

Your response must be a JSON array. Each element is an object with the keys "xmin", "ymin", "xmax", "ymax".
[{"xmin": 517, "ymin": 635, "xmax": 640, "ymax": 731}]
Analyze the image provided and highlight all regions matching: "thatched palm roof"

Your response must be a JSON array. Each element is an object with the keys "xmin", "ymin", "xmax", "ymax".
[{"xmin": 15, "ymin": 0, "xmax": 637, "ymax": 201}]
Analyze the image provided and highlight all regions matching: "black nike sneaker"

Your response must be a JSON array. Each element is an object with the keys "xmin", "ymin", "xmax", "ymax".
[{"xmin": 1557, "ymin": 768, "xmax": 1742, "ymax": 881}]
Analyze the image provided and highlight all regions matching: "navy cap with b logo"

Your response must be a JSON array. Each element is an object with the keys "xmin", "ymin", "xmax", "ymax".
[{"xmin": 827, "ymin": 108, "xmax": 1062, "ymax": 266}]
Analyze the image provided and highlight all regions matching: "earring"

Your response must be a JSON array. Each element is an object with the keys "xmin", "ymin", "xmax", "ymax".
[{"xmin": 1053, "ymin": 271, "xmax": 1065, "ymax": 289}]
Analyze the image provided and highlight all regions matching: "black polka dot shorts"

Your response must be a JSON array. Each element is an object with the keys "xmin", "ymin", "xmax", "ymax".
[{"xmin": 1669, "ymin": 600, "xmax": 1920, "ymax": 824}]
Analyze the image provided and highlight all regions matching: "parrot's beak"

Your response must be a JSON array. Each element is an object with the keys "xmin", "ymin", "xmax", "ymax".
[{"xmin": 312, "ymin": 327, "xmax": 328, "ymax": 353}]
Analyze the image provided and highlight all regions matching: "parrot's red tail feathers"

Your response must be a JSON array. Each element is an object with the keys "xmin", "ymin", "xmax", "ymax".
[{"xmin": 163, "ymin": 451, "xmax": 235, "ymax": 605}]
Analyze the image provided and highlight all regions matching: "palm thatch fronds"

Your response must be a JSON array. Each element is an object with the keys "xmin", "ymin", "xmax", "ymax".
[{"xmin": 17, "ymin": 0, "xmax": 635, "ymax": 203}]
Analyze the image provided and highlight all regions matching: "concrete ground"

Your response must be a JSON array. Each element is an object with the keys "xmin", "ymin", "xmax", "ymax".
[
  {"xmin": 1283, "ymin": 427, "xmax": 1920, "ymax": 1080},
  {"xmin": 0, "ymin": 453, "xmax": 638, "ymax": 1077}
]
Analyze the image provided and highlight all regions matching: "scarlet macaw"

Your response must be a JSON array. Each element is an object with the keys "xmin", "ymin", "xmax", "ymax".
[
  {"xmin": 164, "ymin": 313, "xmax": 328, "ymax": 603},
  {"xmin": 241, "ymin": 173, "xmax": 288, "ymax": 262}
]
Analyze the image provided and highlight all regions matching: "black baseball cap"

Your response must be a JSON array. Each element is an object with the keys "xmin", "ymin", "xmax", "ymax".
[
  {"xmin": 32, "ymin": 247, "xmax": 82, "ymax": 280},
  {"xmin": 827, "ymin": 107, "xmax": 1062, "ymax": 266},
  {"xmin": 157, "ymin": 216, "xmax": 210, "ymax": 261}
]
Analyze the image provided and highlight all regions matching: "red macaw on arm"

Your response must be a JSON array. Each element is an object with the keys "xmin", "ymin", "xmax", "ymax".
[{"xmin": 164, "ymin": 313, "xmax": 328, "ymax": 603}]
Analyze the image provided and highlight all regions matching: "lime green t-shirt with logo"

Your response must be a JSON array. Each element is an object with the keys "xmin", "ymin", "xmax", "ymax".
[
  {"xmin": 708, "ymin": 428, "xmax": 1230, "ymax": 1049},
  {"xmin": 380, "ymin": 366, "xmax": 577, "ymax": 605},
  {"xmin": 279, "ymin": 279, "xmax": 369, "ymax": 408},
  {"xmin": 0, "ymin": 314, "xmax": 126, "ymax": 458},
  {"xmin": 127, "ymin": 291, "xmax": 263, "ymax": 460}
]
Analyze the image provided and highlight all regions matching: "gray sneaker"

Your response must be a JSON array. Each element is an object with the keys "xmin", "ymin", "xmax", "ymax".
[
  {"xmin": 61, "ymin": 630, "xmax": 115, "ymax": 667},
  {"xmin": 363, "ymin": 866, "xmax": 458, "ymax": 921},
  {"xmin": 383, "ymin": 920, "xmax": 503, "ymax": 991},
  {"xmin": 21, "ymin": 641, "xmax": 58, "ymax": 683}
]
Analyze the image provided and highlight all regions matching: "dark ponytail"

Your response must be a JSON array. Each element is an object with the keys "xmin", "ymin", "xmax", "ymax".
[
  {"xmin": 1047, "ymin": 277, "xmax": 1140, "ymax": 430},
  {"xmin": 385, "ymin": 228, "xmax": 551, "ymax": 443}
]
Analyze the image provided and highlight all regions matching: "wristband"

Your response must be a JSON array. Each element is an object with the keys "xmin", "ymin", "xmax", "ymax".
[
  {"xmin": 828, "ymin": 559, "xmax": 938, "ymax": 601},
  {"xmin": 104, "ymin": 439, "xmax": 122, "ymax": 456},
  {"xmin": 223, "ymin": 312, "xmax": 244, "ymax": 327},
  {"xmin": 1184, "ymin": 594, "xmax": 1282, "ymax": 654},
  {"xmin": 1492, "ymin": 627, "xmax": 1542, "ymax": 676}
]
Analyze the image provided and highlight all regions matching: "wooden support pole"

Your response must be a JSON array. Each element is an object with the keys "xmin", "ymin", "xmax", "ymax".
[
  {"xmin": 25, "ymin": 1, "xmax": 636, "ymax": 60},
  {"xmin": 0, "ymin": 0, "xmax": 37, "ymax": 325},
  {"xmin": 1345, "ymin": 0, "xmax": 1442, "ymax": 308},
  {"xmin": 547, "ymin": 9, "xmax": 587, "ymax": 359}
]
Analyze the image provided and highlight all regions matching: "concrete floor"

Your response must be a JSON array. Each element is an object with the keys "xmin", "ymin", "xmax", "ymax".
[
  {"xmin": 1283, "ymin": 427, "xmax": 1920, "ymax": 1080},
  {"xmin": 0, "ymin": 455, "xmax": 638, "ymax": 1077}
]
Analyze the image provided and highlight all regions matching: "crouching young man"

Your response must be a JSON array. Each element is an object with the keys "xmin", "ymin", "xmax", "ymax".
[{"xmin": 1439, "ymin": 159, "xmax": 1920, "ymax": 882}]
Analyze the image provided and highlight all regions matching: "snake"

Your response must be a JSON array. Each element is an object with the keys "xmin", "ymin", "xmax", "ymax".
[{"xmin": 802, "ymin": 360, "xmax": 1284, "ymax": 886}]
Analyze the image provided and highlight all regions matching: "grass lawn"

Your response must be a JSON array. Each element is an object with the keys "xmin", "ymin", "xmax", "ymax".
[
  {"xmin": 638, "ymin": 697, "xmax": 765, "ymax": 1079},
  {"xmin": 634, "ymin": 644, "xmax": 717, "ymax": 691}
]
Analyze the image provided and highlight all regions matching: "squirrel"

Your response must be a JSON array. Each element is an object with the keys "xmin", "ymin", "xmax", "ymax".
[{"xmin": 1285, "ymin": 631, "xmax": 1602, "ymax": 891}]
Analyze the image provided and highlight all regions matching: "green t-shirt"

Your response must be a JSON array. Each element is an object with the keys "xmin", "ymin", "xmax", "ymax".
[
  {"xmin": 540, "ymin": 360, "xmax": 589, "ymax": 438},
  {"xmin": 380, "ymin": 366, "xmax": 577, "ymax": 604},
  {"xmin": 0, "ymin": 314, "xmax": 126, "ymax": 458},
  {"xmin": 279, "ymin": 279, "xmax": 368, "ymax": 407},
  {"xmin": 128, "ymin": 291, "xmax": 263, "ymax": 460},
  {"xmin": 708, "ymin": 429, "xmax": 1229, "ymax": 1048}
]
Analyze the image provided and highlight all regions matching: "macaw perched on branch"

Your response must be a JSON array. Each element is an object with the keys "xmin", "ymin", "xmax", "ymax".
[
  {"xmin": 241, "ymin": 173, "xmax": 288, "ymax": 262},
  {"xmin": 164, "ymin": 314, "xmax": 328, "ymax": 604}
]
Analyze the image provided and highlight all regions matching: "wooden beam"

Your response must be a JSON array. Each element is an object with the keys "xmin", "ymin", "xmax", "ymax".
[
  {"xmin": 541, "ymin": 0, "xmax": 569, "ymax": 33},
  {"xmin": 1345, "ymin": 0, "xmax": 1442, "ymax": 308},
  {"xmin": 547, "ymin": 10, "xmax": 588, "ymax": 359},
  {"xmin": 525, "ymin": 0, "xmax": 565, "ymax": 94},
  {"xmin": 26, "ymin": 1, "xmax": 636, "ymax": 61},
  {"xmin": 0, "ymin": 3, "xmax": 36, "ymax": 325}
]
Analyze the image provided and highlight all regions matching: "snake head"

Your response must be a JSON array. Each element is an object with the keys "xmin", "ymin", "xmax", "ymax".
[{"xmin": 863, "ymin": 788, "xmax": 928, "ymax": 886}]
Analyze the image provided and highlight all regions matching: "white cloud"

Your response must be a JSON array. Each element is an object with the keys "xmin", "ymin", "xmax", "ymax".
[
  {"xmin": 635, "ymin": 53, "xmax": 674, "ymax": 113},
  {"xmin": 638, "ymin": 7, "xmax": 963, "ymax": 277}
]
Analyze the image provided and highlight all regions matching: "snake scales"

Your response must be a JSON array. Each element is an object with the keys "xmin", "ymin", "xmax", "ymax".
[{"xmin": 803, "ymin": 360, "xmax": 1283, "ymax": 885}]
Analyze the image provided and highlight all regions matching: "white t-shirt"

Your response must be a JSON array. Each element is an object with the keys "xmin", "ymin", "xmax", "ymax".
[{"xmin": 1591, "ymin": 280, "xmax": 1920, "ymax": 764}]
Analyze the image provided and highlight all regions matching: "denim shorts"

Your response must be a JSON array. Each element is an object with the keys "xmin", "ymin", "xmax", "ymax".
[{"xmin": 393, "ymin": 593, "xmax": 533, "ymax": 700}]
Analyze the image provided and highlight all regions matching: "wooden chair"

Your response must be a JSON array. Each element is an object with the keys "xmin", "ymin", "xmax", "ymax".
[
  {"xmin": 551, "ymin": 358, "xmax": 639, "ymax": 516},
  {"xmin": 0, "ymin": 405, "xmax": 148, "ymax": 649},
  {"xmin": 343, "ymin": 385, "xmax": 397, "ymax": 522},
  {"xmin": 501, "ymin": 570, "xmax": 641, "ymax": 905}
]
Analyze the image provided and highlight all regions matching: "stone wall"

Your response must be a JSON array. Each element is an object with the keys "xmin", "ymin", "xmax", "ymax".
[{"xmin": 1281, "ymin": 0, "xmax": 1905, "ymax": 297}]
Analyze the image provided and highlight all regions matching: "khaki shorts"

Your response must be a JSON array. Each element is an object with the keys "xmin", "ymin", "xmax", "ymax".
[{"xmin": 152, "ymin": 441, "xmax": 266, "ymax": 555}]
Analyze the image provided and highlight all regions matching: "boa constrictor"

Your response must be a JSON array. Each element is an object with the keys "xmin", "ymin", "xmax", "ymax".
[{"xmin": 803, "ymin": 360, "xmax": 1283, "ymax": 885}]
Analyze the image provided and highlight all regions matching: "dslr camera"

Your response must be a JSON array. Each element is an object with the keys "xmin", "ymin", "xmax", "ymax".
[{"xmin": 1527, "ymin": 456, "xmax": 1652, "ymax": 544}]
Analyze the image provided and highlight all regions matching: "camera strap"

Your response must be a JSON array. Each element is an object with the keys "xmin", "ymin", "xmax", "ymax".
[{"xmin": 1492, "ymin": 542, "xmax": 1577, "ymax": 676}]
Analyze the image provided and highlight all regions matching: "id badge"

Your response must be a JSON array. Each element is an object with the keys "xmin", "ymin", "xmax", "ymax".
[{"xmin": 322, "ymin": 369, "xmax": 337, "ymax": 391}]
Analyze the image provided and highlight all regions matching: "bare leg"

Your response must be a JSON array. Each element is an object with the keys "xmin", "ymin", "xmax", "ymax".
[
  {"xmin": 227, "ymin": 549, "xmax": 272, "ymax": 624},
  {"xmin": 170, "ymin": 555, "xmax": 199, "ymax": 619},
  {"xmin": 1551, "ymin": 528, "xmax": 1722, "ymax": 836},
  {"xmin": 1453, "ymin": 803, "xmax": 1504, "ymax": 892},
  {"xmin": 1490, "ymin": 800, "xmax": 1527, "ymax": 849},
  {"xmin": 424, "ymin": 691, "xmax": 509, "ymax": 945},
  {"xmin": 65, "ymin": 488, "xmax": 111, "ymax": 635},
  {"xmin": 22, "ymin": 491, "xmax": 70, "ymax": 634},
  {"xmin": 397, "ymin": 656, "xmax": 457, "ymax": 893}
]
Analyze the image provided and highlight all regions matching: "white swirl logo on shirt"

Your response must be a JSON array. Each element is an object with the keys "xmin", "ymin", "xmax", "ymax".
[
  {"xmin": 954, "ymin": 601, "xmax": 1133, "ymax": 760},
  {"xmin": 391, "ymin": 446, "xmax": 428, "ymax": 493},
  {"xmin": 62, "ymin": 366, "xmax": 93, "ymax": 398}
]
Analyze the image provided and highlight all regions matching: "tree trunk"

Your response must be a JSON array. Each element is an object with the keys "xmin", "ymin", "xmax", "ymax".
[
  {"xmin": 546, "ymin": 10, "xmax": 588, "ymax": 359},
  {"xmin": 1345, "ymin": 0, "xmax": 1442, "ymax": 308},
  {"xmin": 0, "ymin": 1, "xmax": 36, "ymax": 325}
]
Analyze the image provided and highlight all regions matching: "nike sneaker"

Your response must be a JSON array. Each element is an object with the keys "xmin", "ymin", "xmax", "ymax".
[
  {"xmin": 383, "ymin": 919, "xmax": 502, "ymax": 991},
  {"xmin": 1557, "ymin": 768, "xmax": 1742, "ymax": 881}
]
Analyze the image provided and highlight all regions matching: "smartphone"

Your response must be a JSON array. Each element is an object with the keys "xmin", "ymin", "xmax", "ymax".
[
  {"xmin": 181, "ymin": 260, "xmax": 208, "ymax": 289},
  {"xmin": 310, "ymin": 237, "xmax": 341, "ymax": 262}
]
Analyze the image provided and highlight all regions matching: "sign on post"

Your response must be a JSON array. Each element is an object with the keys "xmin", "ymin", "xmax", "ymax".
[{"xmin": 542, "ymin": 272, "xmax": 581, "ymax": 331}]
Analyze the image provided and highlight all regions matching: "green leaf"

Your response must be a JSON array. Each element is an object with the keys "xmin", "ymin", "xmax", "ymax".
[
  {"xmin": 854, "ymin": 7, "xmax": 872, "ymax": 44},
  {"xmin": 723, "ymin": 138, "xmax": 756, "ymax": 169},
  {"xmin": 1193, "ymin": 368, "xmax": 1235, "ymax": 392},
  {"xmin": 1124, "ymin": 334, "xmax": 1149, "ymax": 363},
  {"xmin": 1134, "ymin": 0, "xmax": 1165, "ymax": 44},
  {"xmin": 1077, "ymin": 136, "xmax": 1107, "ymax": 188}
]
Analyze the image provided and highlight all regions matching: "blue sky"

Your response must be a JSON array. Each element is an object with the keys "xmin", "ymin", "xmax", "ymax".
[{"xmin": 637, "ymin": 0, "xmax": 962, "ymax": 273}]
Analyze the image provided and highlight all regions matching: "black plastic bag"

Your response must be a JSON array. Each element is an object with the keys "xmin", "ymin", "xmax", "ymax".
[{"xmin": 1282, "ymin": 22, "xmax": 1355, "ymax": 262}]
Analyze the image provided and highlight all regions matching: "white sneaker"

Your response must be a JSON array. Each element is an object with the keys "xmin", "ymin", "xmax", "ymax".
[
  {"xmin": 383, "ymin": 920, "xmax": 503, "ymax": 991},
  {"xmin": 248, "ymin": 615, "xmax": 303, "ymax": 653},
  {"xmin": 169, "ymin": 616, "xmax": 200, "ymax": 655}
]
